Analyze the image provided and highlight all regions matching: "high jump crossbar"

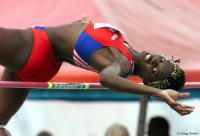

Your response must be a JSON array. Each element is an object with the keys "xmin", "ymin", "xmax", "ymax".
[{"xmin": 0, "ymin": 81, "xmax": 198, "ymax": 89}]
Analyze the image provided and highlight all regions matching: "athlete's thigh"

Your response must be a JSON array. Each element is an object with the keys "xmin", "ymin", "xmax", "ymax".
[{"xmin": 0, "ymin": 68, "xmax": 31, "ymax": 123}]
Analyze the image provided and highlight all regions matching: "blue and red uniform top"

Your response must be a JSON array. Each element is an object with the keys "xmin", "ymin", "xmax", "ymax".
[{"xmin": 73, "ymin": 23, "xmax": 134, "ymax": 76}]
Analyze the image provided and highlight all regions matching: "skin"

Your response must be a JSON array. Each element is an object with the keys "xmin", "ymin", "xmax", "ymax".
[
  {"xmin": 0, "ymin": 17, "xmax": 194, "ymax": 127},
  {"xmin": 0, "ymin": 128, "xmax": 11, "ymax": 136},
  {"xmin": 105, "ymin": 123, "xmax": 129, "ymax": 136}
]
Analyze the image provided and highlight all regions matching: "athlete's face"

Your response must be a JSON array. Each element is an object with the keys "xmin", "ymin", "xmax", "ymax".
[{"xmin": 136, "ymin": 51, "xmax": 174, "ymax": 82}]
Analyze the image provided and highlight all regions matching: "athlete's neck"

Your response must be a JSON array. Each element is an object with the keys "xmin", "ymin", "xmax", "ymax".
[{"xmin": 127, "ymin": 48, "xmax": 141, "ymax": 76}]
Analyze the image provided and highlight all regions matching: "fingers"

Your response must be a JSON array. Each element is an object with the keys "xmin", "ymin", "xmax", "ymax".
[
  {"xmin": 178, "ymin": 92, "xmax": 190, "ymax": 98},
  {"xmin": 170, "ymin": 102, "xmax": 194, "ymax": 116},
  {"xmin": 163, "ymin": 90, "xmax": 194, "ymax": 116},
  {"xmin": 81, "ymin": 15, "xmax": 88, "ymax": 21},
  {"xmin": 179, "ymin": 111, "xmax": 193, "ymax": 116},
  {"xmin": 81, "ymin": 15, "xmax": 92, "ymax": 23},
  {"xmin": 180, "ymin": 104, "xmax": 195, "ymax": 109}
]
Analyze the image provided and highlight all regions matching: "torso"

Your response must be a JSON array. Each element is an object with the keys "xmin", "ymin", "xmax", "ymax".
[
  {"xmin": 45, "ymin": 22, "xmax": 133, "ymax": 76},
  {"xmin": 1, "ymin": 22, "xmax": 133, "ymax": 77},
  {"xmin": 45, "ymin": 22, "xmax": 87, "ymax": 64}
]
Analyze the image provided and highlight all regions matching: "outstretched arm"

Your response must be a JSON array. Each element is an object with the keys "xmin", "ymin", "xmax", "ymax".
[{"xmin": 100, "ymin": 63, "xmax": 194, "ymax": 115}]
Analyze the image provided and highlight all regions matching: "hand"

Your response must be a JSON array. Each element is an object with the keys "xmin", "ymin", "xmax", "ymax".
[
  {"xmin": 72, "ymin": 15, "xmax": 92, "ymax": 23},
  {"xmin": 158, "ymin": 89, "xmax": 194, "ymax": 116},
  {"xmin": 81, "ymin": 15, "xmax": 92, "ymax": 23}
]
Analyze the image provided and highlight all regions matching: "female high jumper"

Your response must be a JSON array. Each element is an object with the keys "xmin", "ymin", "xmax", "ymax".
[{"xmin": 0, "ymin": 17, "xmax": 194, "ymax": 129}]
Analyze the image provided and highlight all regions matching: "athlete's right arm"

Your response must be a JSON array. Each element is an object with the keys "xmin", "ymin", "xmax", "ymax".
[
  {"xmin": 100, "ymin": 62, "xmax": 164, "ymax": 96},
  {"xmin": 99, "ymin": 63, "xmax": 194, "ymax": 115}
]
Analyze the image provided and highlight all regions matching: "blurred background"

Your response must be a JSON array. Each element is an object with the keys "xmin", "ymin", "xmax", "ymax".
[{"xmin": 1, "ymin": 0, "xmax": 200, "ymax": 135}]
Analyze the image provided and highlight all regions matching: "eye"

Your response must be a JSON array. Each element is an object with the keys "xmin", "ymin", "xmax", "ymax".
[
  {"xmin": 152, "ymin": 67, "xmax": 157, "ymax": 73},
  {"xmin": 160, "ymin": 58, "xmax": 166, "ymax": 62}
]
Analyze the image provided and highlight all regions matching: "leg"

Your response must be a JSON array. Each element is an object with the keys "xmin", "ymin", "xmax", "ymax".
[{"xmin": 0, "ymin": 68, "xmax": 31, "ymax": 125}]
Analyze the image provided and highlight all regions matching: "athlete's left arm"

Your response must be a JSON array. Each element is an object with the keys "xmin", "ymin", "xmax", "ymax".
[{"xmin": 99, "ymin": 62, "xmax": 194, "ymax": 116}]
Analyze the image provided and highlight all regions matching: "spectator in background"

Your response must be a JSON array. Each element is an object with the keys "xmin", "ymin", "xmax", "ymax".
[
  {"xmin": 148, "ymin": 116, "xmax": 170, "ymax": 136},
  {"xmin": 37, "ymin": 130, "xmax": 52, "ymax": 136},
  {"xmin": 105, "ymin": 123, "xmax": 130, "ymax": 136}
]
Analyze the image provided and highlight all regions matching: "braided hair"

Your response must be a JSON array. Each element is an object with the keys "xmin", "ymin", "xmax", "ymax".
[{"xmin": 143, "ymin": 59, "xmax": 185, "ymax": 91}]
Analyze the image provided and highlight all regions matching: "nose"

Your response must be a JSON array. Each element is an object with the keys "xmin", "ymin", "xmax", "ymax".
[{"xmin": 150, "ymin": 56, "xmax": 159, "ymax": 65}]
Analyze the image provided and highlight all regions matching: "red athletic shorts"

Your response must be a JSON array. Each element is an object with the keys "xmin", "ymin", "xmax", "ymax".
[{"xmin": 16, "ymin": 26, "xmax": 62, "ymax": 82}]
